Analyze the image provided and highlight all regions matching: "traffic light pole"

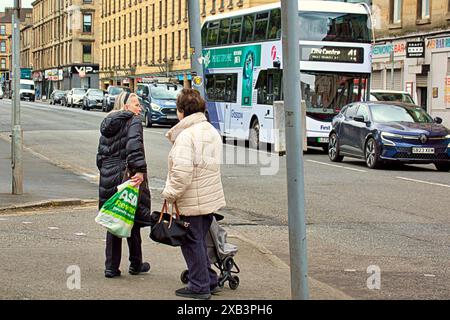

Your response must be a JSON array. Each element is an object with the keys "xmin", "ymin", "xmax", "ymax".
[
  {"xmin": 187, "ymin": 0, "xmax": 205, "ymax": 97},
  {"xmin": 281, "ymin": 0, "xmax": 309, "ymax": 300},
  {"xmin": 11, "ymin": 0, "xmax": 23, "ymax": 195}
]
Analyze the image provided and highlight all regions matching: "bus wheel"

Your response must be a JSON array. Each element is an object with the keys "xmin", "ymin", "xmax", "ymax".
[{"xmin": 249, "ymin": 119, "xmax": 260, "ymax": 150}]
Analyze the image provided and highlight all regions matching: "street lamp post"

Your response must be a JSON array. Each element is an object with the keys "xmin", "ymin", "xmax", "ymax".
[
  {"xmin": 281, "ymin": 0, "xmax": 309, "ymax": 300},
  {"xmin": 11, "ymin": 0, "xmax": 23, "ymax": 195},
  {"xmin": 187, "ymin": 0, "xmax": 205, "ymax": 97}
]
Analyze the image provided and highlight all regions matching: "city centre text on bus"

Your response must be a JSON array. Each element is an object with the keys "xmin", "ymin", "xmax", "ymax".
[{"xmin": 201, "ymin": 0, "xmax": 372, "ymax": 150}]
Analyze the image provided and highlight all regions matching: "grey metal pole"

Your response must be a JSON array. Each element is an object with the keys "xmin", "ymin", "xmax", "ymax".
[
  {"xmin": 187, "ymin": 0, "xmax": 205, "ymax": 97},
  {"xmin": 390, "ymin": 45, "xmax": 394, "ymax": 89},
  {"xmin": 11, "ymin": 0, "xmax": 23, "ymax": 195},
  {"xmin": 281, "ymin": 0, "xmax": 309, "ymax": 300}
]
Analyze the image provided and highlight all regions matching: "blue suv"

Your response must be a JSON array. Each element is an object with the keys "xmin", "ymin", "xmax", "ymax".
[
  {"xmin": 328, "ymin": 102, "xmax": 450, "ymax": 171},
  {"xmin": 136, "ymin": 82, "xmax": 181, "ymax": 127}
]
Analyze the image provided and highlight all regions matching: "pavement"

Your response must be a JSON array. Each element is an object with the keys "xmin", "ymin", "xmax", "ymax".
[{"xmin": 0, "ymin": 137, "xmax": 352, "ymax": 300}]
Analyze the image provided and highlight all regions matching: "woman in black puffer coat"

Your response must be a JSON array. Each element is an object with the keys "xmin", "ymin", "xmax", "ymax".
[{"xmin": 97, "ymin": 91, "xmax": 152, "ymax": 278}]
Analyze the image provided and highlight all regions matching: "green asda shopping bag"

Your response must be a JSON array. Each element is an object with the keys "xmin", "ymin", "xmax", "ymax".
[{"xmin": 95, "ymin": 180, "xmax": 139, "ymax": 238}]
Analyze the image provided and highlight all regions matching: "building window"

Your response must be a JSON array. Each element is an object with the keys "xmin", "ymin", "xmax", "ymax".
[
  {"xmin": 83, "ymin": 14, "xmax": 92, "ymax": 33},
  {"xmin": 390, "ymin": 0, "xmax": 402, "ymax": 24},
  {"xmin": 417, "ymin": 0, "xmax": 430, "ymax": 20},
  {"xmin": 152, "ymin": 4, "xmax": 155, "ymax": 30},
  {"xmin": 145, "ymin": 6, "xmax": 148, "ymax": 32},
  {"xmin": 184, "ymin": 28, "xmax": 188, "ymax": 59},
  {"xmin": 172, "ymin": 32, "xmax": 175, "ymax": 60},
  {"xmin": 152, "ymin": 36, "xmax": 155, "ymax": 63},
  {"xmin": 83, "ymin": 44, "xmax": 92, "ymax": 63},
  {"xmin": 159, "ymin": 35, "xmax": 162, "ymax": 62},
  {"xmin": 0, "ymin": 25, "xmax": 6, "ymax": 35},
  {"xmin": 178, "ymin": 30, "xmax": 181, "ymax": 59},
  {"xmin": 159, "ymin": 1, "xmax": 162, "ymax": 28},
  {"xmin": 0, "ymin": 41, "xmax": 5, "ymax": 53},
  {"xmin": 145, "ymin": 38, "xmax": 148, "ymax": 63},
  {"xmin": 0, "ymin": 58, "xmax": 5, "ymax": 69}
]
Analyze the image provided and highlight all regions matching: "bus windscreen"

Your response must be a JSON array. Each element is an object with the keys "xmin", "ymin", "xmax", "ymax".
[
  {"xmin": 299, "ymin": 12, "xmax": 371, "ymax": 43},
  {"xmin": 301, "ymin": 72, "xmax": 369, "ymax": 121}
]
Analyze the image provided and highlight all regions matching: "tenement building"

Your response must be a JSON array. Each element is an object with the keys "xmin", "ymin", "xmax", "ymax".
[
  {"xmin": 372, "ymin": 0, "xmax": 450, "ymax": 123},
  {"xmin": 100, "ymin": 0, "xmax": 277, "ymax": 91},
  {"xmin": 31, "ymin": 0, "xmax": 101, "ymax": 97},
  {"xmin": 0, "ymin": 7, "xmax": 32, "ymax": 96}
]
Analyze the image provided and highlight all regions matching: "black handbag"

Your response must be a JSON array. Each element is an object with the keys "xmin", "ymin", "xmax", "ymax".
[{"xmin": 149, "ymin": 201, "xmax": 191, "ymax": 247}]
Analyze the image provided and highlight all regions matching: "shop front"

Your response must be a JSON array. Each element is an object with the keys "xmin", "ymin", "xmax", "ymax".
[{"xmin": 64, "ymin": 64, "xmax": 100, "ymax": 90}]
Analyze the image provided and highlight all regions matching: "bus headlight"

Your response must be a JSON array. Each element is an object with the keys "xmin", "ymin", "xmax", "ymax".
[
  {"xmin": 446, "ymin": 135, "xmax": 450, "ymax": 148},
  {"xmin": 151, "ymin": 103, "xmax": 161, "ymax": 112}
]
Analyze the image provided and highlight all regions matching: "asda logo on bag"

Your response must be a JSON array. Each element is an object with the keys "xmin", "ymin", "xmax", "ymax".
[{"xmin": 119, "ymin": 189, "xmax": 138, "ymax": 207}]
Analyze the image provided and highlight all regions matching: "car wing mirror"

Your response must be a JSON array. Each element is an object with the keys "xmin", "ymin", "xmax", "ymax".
[
  {"xmin": 434, "ymin": 117, "xmax": 443, "ymax": 124},
  {"xmin": 353, "ymin": 115, "xmax": 365, "ymax": 123}
]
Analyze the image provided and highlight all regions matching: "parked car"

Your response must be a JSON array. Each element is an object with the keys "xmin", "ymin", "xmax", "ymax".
[
  {"xmin": 328, "ymin": 102, "xmax": 450, "ymax": 171},
  {"xmin": 19, "ymin": 79, "xmax": 35, "ymax": 101},
  {"xmin": 370, "ymin": 90, "xmax": 415, "ymax": 104},
  {"xmin": 49, "ymin": 90, "xmax": 65, "ymax": 105},
  {"xmin": 66, "ymin": 88, "xmax": 87, "ymax": 108},
  {"xmin": 102, "ymin": 86, "xmax": 130, "ymax": 112},
  {"xmin": 0, "ymin": 87, "xmax": 3, "ymax": 99},
  {"xmin": 136, "ymin": 82, "xmax": 181, "ymax": 127},
  {"xmin": 82, "ymin": 89, "xmax": 105, "ymax": 110}
]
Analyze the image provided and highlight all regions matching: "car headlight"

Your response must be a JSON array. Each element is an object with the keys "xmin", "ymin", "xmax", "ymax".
[
  {"xmin": 445, "ymin": 134, "xmax": 450, "ymax": 139},
  {"xmin": 380, "ymin": 132, "xmax": 399, "ymax": 146},
  {"xmin": 381, "ymin": 132, "xmax": 403, "ymax": 139},
  {"xmin": 151, "ymin": 103, "xmax": 161, "ymax": 112}
]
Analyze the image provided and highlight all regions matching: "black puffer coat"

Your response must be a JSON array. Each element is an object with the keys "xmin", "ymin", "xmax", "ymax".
[{"xmin": 96, "ymin": 110, "xmax": 152, "ymax": 227}]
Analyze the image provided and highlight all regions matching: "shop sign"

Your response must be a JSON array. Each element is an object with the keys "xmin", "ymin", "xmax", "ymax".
[
  {"xmin": 426, "ymin": 37, "xmax": 450, "ymax": 50},
  {"xmin": 445, "ymin": 77, "xmax": 450, "ymax": 103},
  {"xmin": 45, "ymin": 69, "xmax": 59, "ymax": 81},
  {"xmin": 372, "ymin": 42, "xmax": 406, "ymax": 57},
  {"xmin": 406, "ymin": 42, "xmax": 425, "ymax": 58},
  {"xmin": 71, "ymin": 65, "xmax": 100, "ymax": 75},
  {"xmin": 123, "ymin": 78, "xmax": 130, "ymax": 84}
]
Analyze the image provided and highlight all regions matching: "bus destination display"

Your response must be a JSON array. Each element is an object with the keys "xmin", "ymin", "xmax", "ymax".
[{"xmin": 300, "ymin": 46, "xmax": 364, "ymax": 64}]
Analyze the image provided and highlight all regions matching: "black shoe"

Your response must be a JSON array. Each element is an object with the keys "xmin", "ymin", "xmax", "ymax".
[
  {"xmin": 210, "ymin": 285, "xmax": 222, "ymax": 295},
  {"xmin": 129, "ymin": 262, "xmax": 151, "ymax": 275},
  {"xmin": 104, "ymin": 269, "xmax": 121, "ymax": 278},
  {"xmin": 175, "ymin": 287, "xmax": 211, "ymax": 300}
]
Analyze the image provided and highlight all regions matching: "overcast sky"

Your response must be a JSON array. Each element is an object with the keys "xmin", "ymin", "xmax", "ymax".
[{"xmin": 0, "ymin": 0, "xmax": 33, "ymax": 11}]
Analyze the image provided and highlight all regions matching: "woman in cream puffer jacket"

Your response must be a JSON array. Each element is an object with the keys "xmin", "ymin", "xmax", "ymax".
[{"xmin": 162, "ymin": 88, "xmax": 225, "ymax": 299}]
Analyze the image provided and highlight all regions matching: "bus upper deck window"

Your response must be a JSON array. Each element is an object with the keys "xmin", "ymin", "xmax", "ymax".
[
  {"xmin": 230, "ymin": 17, "xmax": 242, "ymax": 44},
  {"xmin": 241, "ymin": 14, "xmax": 255, "ymax": 43},
  {"xmin": 268, "ymin": 9, "xmax": 281, "ymax": 40},
  {"xmin": 219, "ymin": 18, "xmax": 231, "ymax": 45}
]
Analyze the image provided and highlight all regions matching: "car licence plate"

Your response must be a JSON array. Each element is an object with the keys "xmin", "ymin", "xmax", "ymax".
[
  {"xmin": 317, "ymin": 137, "xmax": 329, "ymax": 143},
  {"xmin": 166, "ymin": 114, "xmax": 178, "ymax": 120},
  {"xmin": 412, "ymin": 147, "xmax": 435, "ymax": 154}
]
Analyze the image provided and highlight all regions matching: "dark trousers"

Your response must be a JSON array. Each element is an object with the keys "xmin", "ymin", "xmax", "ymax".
[
  {"xmin": 181, "ymin": 214, "xmax": 218, "ymax": 294},
  {"xmin": 105, "ymin": 223, "xmax": 142, "ymax": 271}
]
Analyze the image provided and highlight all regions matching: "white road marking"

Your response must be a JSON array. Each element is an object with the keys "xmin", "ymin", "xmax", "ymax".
[
  {"xmin": 48, "ymin": 227, "xmax": 59, "ymax": 230},
  {"xmin": 0, "ymin": 218, "xmax": 8, "ymax": 221},
  {"xmin": 424, "ymin": 274, "xmax": 436, "ymax": 277},
  {"xmin": 307, "ymin": 160, "xmax": 368, "ymax": 173},
  {"xmin": 22, "ymin": 221, "xmax": 33, "ymax": 224},
  {"xmin": 344, "ymin": 269, "xmax": 357, "ymax": 272},
  {"xmin": 146, "ymin": 130, "xmax": 165, "ymax": 135},
  {"xmin": 396, "ymin": 177, "xmax": 450, "ymax": 189},
  {"xmin": 75, "ymin": 232, "xmax": 86, "ymax": 236}
]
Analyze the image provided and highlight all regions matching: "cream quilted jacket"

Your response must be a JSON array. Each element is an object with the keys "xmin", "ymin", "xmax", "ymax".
[{"xmin": 162, "ymin": 112, "xmax": 226, "ymax": 216}]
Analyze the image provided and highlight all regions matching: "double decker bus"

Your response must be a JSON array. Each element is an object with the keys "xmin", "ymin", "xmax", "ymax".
[{"xmin": 201, "ymin": 0, "xmax": 372, "ymax": 150}]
